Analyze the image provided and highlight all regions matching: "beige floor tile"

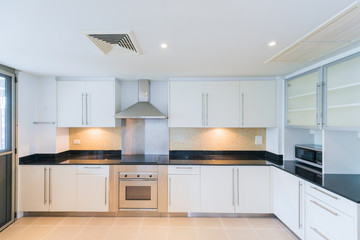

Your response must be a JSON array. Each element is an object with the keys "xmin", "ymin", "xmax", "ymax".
[
  {"xmin": 283, "ymin": 229, "xmax": 300, "ymax": 240},
  {"xmin": 195, "ymin": 218, "xmax": 223, "ymax": 228},
  {"xmin": 247, "ymin": 217, "xmax": 283, "ymax": 229},
  {"xmin": 106, "ymin": 226, "xmax": 138, "ymax": 240},
  {"xmin": 114, "ymin": 217, "xmax": 143, "ymax": 227},
  {"xmin": 142, "ymin": 217, "xmax": 169, "ymax": 227},
  {"xmin": 0, "ymin": 225, "xmax": 28, "ymax": 240},
  {"xmin": 44, "ymin": 226, "xmax": 83, "ymax": 240},
  {"xmin": 75, "ymin": 226, "xmax": 111, "ymax": 240},
  {"xmin": 227, "ymin": 229, "xmax": 262, "ymax": 240},
  {"xmin": 199, "ymin": 228, "xmax": 229, "ymax": 240},
  {"xmin": 221, "ymin": 218, "xmax": 251, "ymax": 229},
  {"xmin": 257, "ymin": 229, "xmax": 293, "ymax": 240},
  {"xmin": 60, "ymin": 217, "xmax": 92, "ymax": 226},
  {"xmin": 169, "ymin": 217, "xmax": 196, "ymax": 227},
  {"xmin": 32, "ymin": 217, "xmax": 66, "ymax": 226},
  {"xmin": 12, "ymin": 217, "xmax": 41, "ymax": 226},
  {"xmin": 87, "ymin": 217, "xmax": 117, "ymax": 226},
  {"xmin": 12, "ymin": 226, "xmax": 55, "ymax": 240},
  {"xmin": 137, "ymin": 227, "xmax": 169, "ymax": 240},
  {"xmin": 169, "ymin": 227, "xmax": 199, "ymax": 240}
]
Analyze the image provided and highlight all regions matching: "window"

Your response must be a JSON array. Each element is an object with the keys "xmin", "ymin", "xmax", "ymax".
[{"xmin": 0, "ymin": 74, "xmax": 12, "ymax": 152}]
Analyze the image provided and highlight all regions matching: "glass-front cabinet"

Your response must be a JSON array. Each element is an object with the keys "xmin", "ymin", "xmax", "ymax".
[
  {"xmin": 286, "ymin": 69, "xmax": 322, "ymax": 128},
  {"xmin": 325, "ymin": 53, "xmax": 360, "ymax": 129}
]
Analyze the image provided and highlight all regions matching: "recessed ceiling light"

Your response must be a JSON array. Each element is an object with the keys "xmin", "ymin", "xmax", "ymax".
[
  {"xmin": 160, "ymin": 43, "xmax": 168, "ymax": 49},
  {"xmin": 268, "ymin": 41, "xmax": 277, "ymax": 47}
]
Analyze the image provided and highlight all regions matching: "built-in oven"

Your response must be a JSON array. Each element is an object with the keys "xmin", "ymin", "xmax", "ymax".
[
  {"xmin": 295, "ymin": 162, "xmax": 322, "ymax": 184},
  {"xmin": 295, "ymin": 144, "xmax": 322, "ymax": 167},
  {"xmin": 118, "ymin": 172, "xmax": 158, "ymax": 210}
]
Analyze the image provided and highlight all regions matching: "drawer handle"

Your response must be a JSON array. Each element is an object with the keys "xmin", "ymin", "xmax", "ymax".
[
  {"xmin": 311, "ymin": 227, "xmax": 331, "ymax": 240},
  {"xmin": 311, "ymin": 186, "xmax": 338, "ymax": 200},
  {"xmin": 175, "ymin": 167, "xmax": 193, "ymax": 169},
  {"xmin": 310, "ymin": 200, "xmax": 338, "ymax": 216}
]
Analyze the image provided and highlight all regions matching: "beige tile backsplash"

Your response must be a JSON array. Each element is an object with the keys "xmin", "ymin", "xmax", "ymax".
[
  {"xmin": 169, "ymin": 128, "xmax": 266, "ymax": 151},
  {"xmin": 69, "ymin": 127, "xmax": 122, "ymax": 150}
]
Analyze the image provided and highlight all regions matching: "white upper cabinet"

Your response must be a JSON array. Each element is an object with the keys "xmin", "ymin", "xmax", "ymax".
[
  {"xmin": 286, "ymin": 69, "xmax": 321, "ymax": 128},
  {"xmin": 205, "ymin": 81, "xmax": 240, "ymax": 127},
  {"xmin": 240, "ymin": 81, "xmax": 276, "ymax": 127},
  {"xmin": 57, "ymin": 79, "xmax": 121, "ymax": 128},
  {"xmin": 168, "ymin": 81, "xmax": 204, "ymax": 127},
  {"xmin": 325, "ymin": 53, "xmax": 360, "ymax": 129},
  {"xmin": 169, "ymin": 80, "xmax": 276, "ymax": 128}
]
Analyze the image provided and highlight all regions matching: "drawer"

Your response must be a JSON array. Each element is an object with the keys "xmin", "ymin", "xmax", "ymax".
[
  {"xmin": 305, "ymin": 194, "xmax": 355, "ymax": 240},
  {"xmin": 305, "ymin": 182, "xmax": 356, "ymax": 217},
  {"xmin": 168, "ymin": 165, "xmax": 200, "ymax": 175},
  {"xmin": 76, "ymin": 165, "xmax": 109, "ymax": 175}
]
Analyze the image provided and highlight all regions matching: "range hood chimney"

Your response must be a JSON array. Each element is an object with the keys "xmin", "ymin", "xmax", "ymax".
[{"xmin": 115, "ymin": 80, "xmax": 167, "ymax": 119}]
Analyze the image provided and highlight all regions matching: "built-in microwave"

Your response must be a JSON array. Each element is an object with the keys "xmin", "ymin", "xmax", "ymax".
[{"xmin": 295, "ymin": 144, "xmax": 322, "ymax": 167}]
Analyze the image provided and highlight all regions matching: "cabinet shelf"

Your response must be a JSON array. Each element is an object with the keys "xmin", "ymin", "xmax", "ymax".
[
  {"xmin": 327, "ymin": 82, "xmax": 360, "ymax": 92},
  {"xmin": 327, "ymin": 103, "xmax": 360, "ymax": 109},
  {"xmin": 288, "ymin": 91, "xmax": 316, "ymax": 100},
  {"xmin": 288, "ymin": 108, "xmax": 316, "ymax": 113}
]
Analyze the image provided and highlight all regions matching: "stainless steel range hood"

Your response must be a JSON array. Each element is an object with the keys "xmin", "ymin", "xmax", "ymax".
[{"xmin": 115, "ymin": 79, "xmax": 167, "ymax": 119}]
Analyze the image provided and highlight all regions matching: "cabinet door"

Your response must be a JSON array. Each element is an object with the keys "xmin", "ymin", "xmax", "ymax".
[
  {"xmin": 205, "ymin": 81, "xmax": 240, "ymax": 127},
  {"xmin": 272, "ymin": 167, "xmax": 304, "ymax": 239},
  {"xmin": 236, "ymin": 166, "xmax": 271, "ymax": 213},
  {"xmin": 240, "ymin": 81, "xmax": 276, "ymax": 127},
  {"xmin": 49, "ymin": 166, "xmax": 76, "ymax": 211},
  {"xmin": 85, "ymin": 81, "xmax": 115, "ymax": 127},
  {"xmin": 76, "ymin": 174, "xmax": 108, "ymax": 212},
  {"xmin": 57, "ymin": 81, "xmax": 85, "ymax": 127},
  {"xmin": 169, "ymin": 81, "xmax": 205, "ymax": 127},
  {"xmin": 200, "ymin": 166, "xmax": 234, "ymax": 213},
  {"xmin": 19, "ymin": 165, "xmax": 49, "ymax": 212},
  {"xmin": 168, "ymin": 175, "xmax": 200, "ymax": 212}
]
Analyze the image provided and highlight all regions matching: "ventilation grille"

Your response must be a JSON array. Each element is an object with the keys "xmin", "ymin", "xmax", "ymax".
[
  {"xmin": 85, "ymin": 31, "xmax": 142, "ymax": 55},
  {"xmin": 266, "ymin": 2, "xmax": 360, "ymax": 62}
]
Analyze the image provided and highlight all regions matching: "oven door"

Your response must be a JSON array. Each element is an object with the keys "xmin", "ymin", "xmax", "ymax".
[{"xmin": 119, "ymin": 179, "xmax": 157, "ymax": 209}]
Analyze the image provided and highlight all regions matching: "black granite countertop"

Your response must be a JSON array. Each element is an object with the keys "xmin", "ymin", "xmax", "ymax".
[{"xmin": 19, "ymin": 151, "xmax": 360, "ymax": 203}]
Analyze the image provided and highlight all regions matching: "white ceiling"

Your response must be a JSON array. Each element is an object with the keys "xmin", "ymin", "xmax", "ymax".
[{"xmin": 0, "ymin": 0, "xmax": 357, "ymax": 80}]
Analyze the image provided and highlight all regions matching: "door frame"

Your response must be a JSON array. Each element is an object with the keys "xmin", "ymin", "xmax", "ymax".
[{"xmin": 0, "ymin": 69, "xmax": 16, "ymax": 231}]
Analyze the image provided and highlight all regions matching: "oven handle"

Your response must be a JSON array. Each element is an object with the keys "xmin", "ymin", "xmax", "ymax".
[{"xmin": 119, "ymin": 179, "xmax": 158, "ymax": 181}]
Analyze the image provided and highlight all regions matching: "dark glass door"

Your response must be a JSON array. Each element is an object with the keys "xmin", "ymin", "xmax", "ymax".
[{"xmin": 0, "ymin": 72, "xmax": 14, "ymax": 231}]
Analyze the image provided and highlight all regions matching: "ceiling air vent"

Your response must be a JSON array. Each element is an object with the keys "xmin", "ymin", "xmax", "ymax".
[
  {"xmin": 266, "ymin": 2, "xmax": 360, "ymax": 63},
  {"xmin": 85, "ymin": 31, "xmax": 142, "ymax": 55}
]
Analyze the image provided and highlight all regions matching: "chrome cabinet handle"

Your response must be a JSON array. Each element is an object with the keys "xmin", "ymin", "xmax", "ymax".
[
  {"xmin": 105, "ymin": 177, "xmax": 107, "ymax": 205},
  {"xmin": 298, "ymin": 181, "xmax": 302, "ymax": 229},
  {"xmin": 82, "ymin": 93, "xmax": 85, "ymax": 125},
  {"xmin": 202, "ymin": 93, "xmax": 205, "ymax": 126},
  {"xmin": 175, "ymin": 167, "xmax": 193, "ymax": 169},
  {"xmin": 206, "ymin": 93, "xmax": 208, "ymax": 126},
  {"xmin": 86, "ymin": 93, "xmax": 89, "ymax": 125},
  {"xmin": 311, "ymin": 186, "xmax": 338, "ymax": 200},
  {"xmin": 169, "ymin": 177, "xmax": 172, "ymax": 207},
  {"xmin": 232, "ymin": 168, "xmax": 235, "ymax": 206},
  {"xmin": 237, "ymin": 168, "xmax": 239, "ymax": 206},
  {"xmin": 84, "ymin": 166, "xmax": 102, "ymax": 169},
  {"xmin": 311, "ymin": 227, "xmax": 330, "ymax": 240},
  {"xmin": 316, "ymin": 83, "xmax": 321, "ymax": 128},
  {"xmin": 241, "ymin": 93, "xmax": 244, "ymax": 126},
  {"xmin": 49, "ymin": 168, "xmax": 52, "ymax": 204},
  {"xmin": 310, "ymin": 200, "xmax": 338, "ymax": 216},
  {"xmin": 44, "ymin": 168, "xmax": 47, "ymax": 205}
]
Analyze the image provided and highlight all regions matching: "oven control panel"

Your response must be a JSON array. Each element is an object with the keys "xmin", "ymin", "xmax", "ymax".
[{"xmin": 119, "ymin": 172, "xmax": 158, "ymax": 179}]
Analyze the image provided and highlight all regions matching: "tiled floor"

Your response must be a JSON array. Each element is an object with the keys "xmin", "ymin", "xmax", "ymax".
[{"xmin": 0, "ymin": 216, "xmax": 299, "ymax": 240}]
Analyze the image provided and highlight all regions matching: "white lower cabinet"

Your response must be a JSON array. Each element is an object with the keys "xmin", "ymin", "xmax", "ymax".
[
  {"xmin": 19, "ymin": 165, "xmax": 76, "ymax": 212},
  {"xmin": 168, "ymin": 166, "xmax": 200, "ymax": 212},
  {"xmin": 305, "ymin": 194, "xmax": 355, "ymax": 240},
  {"xmin": 272, "ymin": 167, "xmax": 305, "ymax": 239},
  {"xmin": 200, "ymin": 166, "xmax": 271, "ymax": 213},
  {"xmin": 76, "ymin": 166, "xmax": 109, "ymax": 212}
]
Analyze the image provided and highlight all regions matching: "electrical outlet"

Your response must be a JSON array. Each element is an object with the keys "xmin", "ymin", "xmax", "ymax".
[
  {"xmin": 255, "ymin": 136, "xmax": 262, "ymax": 145},
  {"xmin": 73, "ymin": 139, "xmax": 80, "ymax": 145}
]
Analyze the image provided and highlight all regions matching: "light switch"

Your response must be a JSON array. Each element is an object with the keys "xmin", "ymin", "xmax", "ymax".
[
  {"xmin": 255, "ymin": 136, "xmax": 262, "ymax": 145},
  {"xmin": 73, "ymin": 139, "xmax": 80, "ymax": 145}
]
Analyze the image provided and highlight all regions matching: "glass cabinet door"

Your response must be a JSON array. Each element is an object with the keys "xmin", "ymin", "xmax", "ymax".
[
  {"xmin": 325, "ymin": 53, "xmax": 360, "ymax": 128},
  {"xmin": 286, "ymin": 69, "xmax": 321, "ymax": 128}
]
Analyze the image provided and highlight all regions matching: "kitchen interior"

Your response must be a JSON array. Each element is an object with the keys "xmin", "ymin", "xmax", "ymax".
[{"xmin": 1, "ymin": 0, "xmax": 360, "ymax": 240}]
